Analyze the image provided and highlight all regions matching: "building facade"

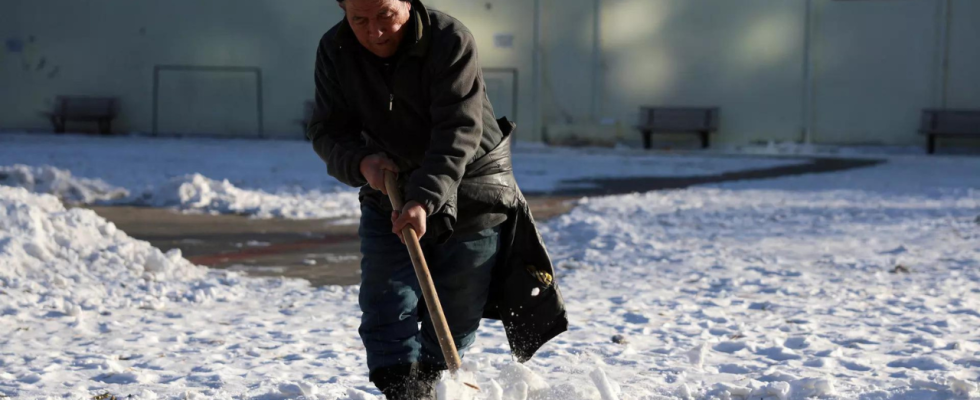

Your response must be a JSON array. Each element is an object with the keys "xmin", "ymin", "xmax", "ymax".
[{"xmin": 1, "ymin": 0, "xmax": 977, "ymax": 146}]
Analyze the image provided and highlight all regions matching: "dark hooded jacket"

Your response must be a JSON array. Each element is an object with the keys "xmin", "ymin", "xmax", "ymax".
[{"xmin": 306, "ymin": 0, "xmax": 566, "ymax": 361}]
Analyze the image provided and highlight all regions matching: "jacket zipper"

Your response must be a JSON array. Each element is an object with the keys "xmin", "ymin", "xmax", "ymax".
[{"xmin": 382, "ymin": 61, "xmax": 395, "ymax": 112}]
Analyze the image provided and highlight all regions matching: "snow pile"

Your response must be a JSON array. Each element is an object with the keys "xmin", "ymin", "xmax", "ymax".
[
  {"xmin": 0, "ymin": 164, "xmax": 361, "ymax": 220},
  {"xmin": 704, "ymin": 377, "xmax": 836, "ymax": 399},
  {"xmin": 137, "ymin": 173, "xmax": 361, "ymax": 219},
  {"xmin": 0, "ymin": 186, "xmax": 210, "ymax": 315},
  {"xmin": 432, "ymin": 362, "xmax": 617, "ymax": 400},
  {"xmin": 0, "ymin": 164, "xmax": 128, "ymax": 204},
  {"xmin": 0, "ymin": 134, "xmax": 368, "ymax": 220},
  {"xmin": 0, "ymin": 186, "xmax": 363, "ymax": 398}
]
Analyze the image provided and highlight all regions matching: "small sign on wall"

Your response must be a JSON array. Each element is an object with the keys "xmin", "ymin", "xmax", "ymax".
[
  {"xmin": 493, "ymin": 33, "xmax": 514, "ymax": 49},
  {"xmin": 5, "ymin": 37, "xmax": 24, "ymax": 53}
]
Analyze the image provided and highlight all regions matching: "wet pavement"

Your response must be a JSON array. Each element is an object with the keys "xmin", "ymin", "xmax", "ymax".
[
  {"xmin": 87, "ymin": 156, "xmax": 883, "ymax": 287},
  {"xmin": 86, "ymin": 196, "xmax": 578, "ymax": 287}
]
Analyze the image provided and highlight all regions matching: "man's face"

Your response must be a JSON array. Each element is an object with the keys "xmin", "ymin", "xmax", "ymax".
[{"xmin": 341, "ymin": 0, "xmax": 413, "ymax": 58}]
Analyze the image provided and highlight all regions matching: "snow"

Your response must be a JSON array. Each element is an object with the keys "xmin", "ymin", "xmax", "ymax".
[
  {"xmin": 716, "ymin": 140, "xmax": 928, "ymax": 158},
  {"xmin": 508, "ymin": 144, "xmax": 803, "ymax": 193},
  {"xmin": 590, "ymin": 368, "xmax": 622, "ymax": 400},
  {"xmin": 534, "ymin": 155, "xmax": 980, "ymax": 399},
  {"xmin": 0, "ymin": 164, "xmax": 129, "ymax": 204},
  {"xmin": 1, "ymin": 184, "xmax": 366, "ymax": 398},
  {"xmin": 138, "ymin": 173, "xmax": 360, "ymax": 219},
  {"xmin": 0, "ymin": 133, "xmax": 803, "ymax": 219},
  {"xmin": 2, "ymin": 132, "xmax": 980, "ymax": 399}
]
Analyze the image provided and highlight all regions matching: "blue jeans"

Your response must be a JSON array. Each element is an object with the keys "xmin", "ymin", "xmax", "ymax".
[{"xmin": 358, "ymin": 204, "xmax": 500, "ymax": 372}]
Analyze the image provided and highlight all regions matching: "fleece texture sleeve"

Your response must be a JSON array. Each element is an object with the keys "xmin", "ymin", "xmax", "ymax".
[
  {"xmin": 403, "ymin": 28, "xmax": 484, "ymax": 214},
  {"xmin": 306, "ymin": 36, "xmax": 374, "ymax": 188}
]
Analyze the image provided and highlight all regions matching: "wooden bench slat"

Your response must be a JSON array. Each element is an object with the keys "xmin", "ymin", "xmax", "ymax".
[
  {"xmin": 918, "ymin": 109, "xmax": 980, "ymax": 154},
  {"xmin": 44, "ymin": 96, "xmax": 120, "ymax": 135},
  {"xmin": 636, "ymin": 106, "xmax": 719, "ymax": 149}
]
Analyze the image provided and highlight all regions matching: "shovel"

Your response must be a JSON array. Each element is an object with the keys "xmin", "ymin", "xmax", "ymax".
[{"xmin": 383, "ymin": 170, "xmax": 468, "ymax": 379}]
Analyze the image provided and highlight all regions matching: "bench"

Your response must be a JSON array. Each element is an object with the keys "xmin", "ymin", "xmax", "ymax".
[
  {"xmin": 42, "ymin": 96, "xmax": 119, "ymax": 135},
  {"xmin": 298, "ymin": 100, "xmax": 314, "ymax": 141},
  {"xmin": 919, "ymin": 109, "xmax": 980, "ymax": 154},
  {"xmin": 636, "ymin": 106, "xmax": 720, "ymax": 149}
]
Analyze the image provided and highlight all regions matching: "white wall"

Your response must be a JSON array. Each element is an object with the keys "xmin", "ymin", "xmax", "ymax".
[
  {"xmin": 810, "ymin": 0, "xmax": 939, "ymax": 145},
  {"xmin": 1, "ymin": 0, "xmax": 336, "ymax": 139},
  {"xmin": 536, "ymin": 0, "xmax": 980, "ymax": 146},
  {"xmin": 426, "ymin": 0, "xmax": 537, "ymax": 139},
  {"xmin": 2, "ymin": 0, "xmax": 979, "ymax": 145},
  {"xmin": 540, "ymin": 0, "xmax": 598, "ymax": 124},
  {"xmin": 0, "ymin": 0, "xmax": 539, "ymax": 140},
  {"xmin": 947, "ymin": 0, "xmax": 980, "ymax": 108},
  {"xmin": 596, "ymin": 0, "xmax": 807, "ymax": 145}
]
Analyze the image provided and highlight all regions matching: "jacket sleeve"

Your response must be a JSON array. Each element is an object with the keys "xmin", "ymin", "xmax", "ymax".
[
  {"xmin": 306, "ymin": 36, "xmax": 374, "ymax": 188},
  {"xmin": 404, "ymin": 29, "xmax": 484, "ymax": 214}
]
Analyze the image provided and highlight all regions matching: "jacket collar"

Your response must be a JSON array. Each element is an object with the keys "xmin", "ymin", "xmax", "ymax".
[{"xmin": 332, "ymin": 0, "xmax": 430, "ymax": 58}]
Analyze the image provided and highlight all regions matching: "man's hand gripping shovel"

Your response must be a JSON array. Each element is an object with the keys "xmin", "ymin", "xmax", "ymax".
[{"xmin": 383, "ymin": 171, "xmax": 480, "ymax": 393}]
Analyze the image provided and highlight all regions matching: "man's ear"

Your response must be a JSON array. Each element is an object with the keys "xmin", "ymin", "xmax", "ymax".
[{"xmin": 337, "ymin": 1, "xmax": 345, "ymax": 11}]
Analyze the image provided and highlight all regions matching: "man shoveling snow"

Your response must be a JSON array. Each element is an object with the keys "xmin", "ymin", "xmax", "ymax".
[{"xmin": 307, "ymin": 0, "xmax": 568, "ymax": 397}]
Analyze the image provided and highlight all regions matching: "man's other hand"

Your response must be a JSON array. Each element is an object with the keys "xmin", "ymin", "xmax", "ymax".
[
  {"xmin": 359, "ymin": 153, "xmax": 399, "ymax": 194},
  {"xmin": 391, "ymin": 201, "xmax": 427, "ymax": 243}
]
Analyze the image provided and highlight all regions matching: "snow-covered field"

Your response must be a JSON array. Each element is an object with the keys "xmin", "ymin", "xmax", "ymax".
[
  {"xmin": 541, "ymin": 156, "xmax": 980, "ymax": 399},
  {"xmin": 0, "ymin": 133, "xmax": 801, "ymax": 219},
  {"xmin": 1, "ymin": 133, "xmax": 979, "ymax": 399}
]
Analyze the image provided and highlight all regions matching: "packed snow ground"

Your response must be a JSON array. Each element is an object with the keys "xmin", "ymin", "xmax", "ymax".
[
  {"xmin": 1, "ymin": 133, "xmax": 979, "ymax": 399},
  {"xmin": 539, "ymin": 156, "xmax": 980, "ymax": 399},
  {"xmin": 0, "ymin": 133, "xmax": 800, "ymax": 219}
]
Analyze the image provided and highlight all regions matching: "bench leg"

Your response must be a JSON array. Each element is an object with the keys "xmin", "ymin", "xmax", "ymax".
[
  {"xmin": 700, "ymin": 131, "xmax": 710, "ymax": 149},
  {"xmin": 98, "ymin": 119, "xmax": 111, "ymax": 135},
  {"xmin": 927, "ymin": 135, "xmax": 936, "ymax": 155},
  {"xmin": 642, "ymin": 130, "xmax": 652, "ymax": 150},
  {"xmin": 53, "ymin": 117, "xmax": 66, "ymax": 134}
]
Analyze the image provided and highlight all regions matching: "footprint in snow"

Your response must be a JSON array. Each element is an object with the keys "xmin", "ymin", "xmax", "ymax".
[
  {"xmin": 718, "ymin": 364, "xmax": 756, "ymax": 374},
  {"xmin": 839, "ymin": 360, "xmax": 873, "ymax": 372},
  {"xmin": 886, "ymin": 356, "xmax": 951, "ymax": 371},
  {"xmin": 713, "ymin": 341, "xmax": 750, "ymax": 353},
  {"xmin": 623, "ymin": 312, "xmax": 650, "ymax": 324},
  {"xmin": 756, "ymin": 346, "xmax": 803, "ymax": 361}
]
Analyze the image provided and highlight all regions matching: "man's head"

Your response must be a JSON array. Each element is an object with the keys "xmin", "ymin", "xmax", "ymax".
[{"xmin": 337, "ymin": 0, "xmax": 413, "ymax": 58}]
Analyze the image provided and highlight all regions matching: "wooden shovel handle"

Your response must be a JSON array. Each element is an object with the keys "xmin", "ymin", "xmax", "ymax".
[{"xmin": 384, "ymin": 170, "xmax": 462, "ymax": 372}]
